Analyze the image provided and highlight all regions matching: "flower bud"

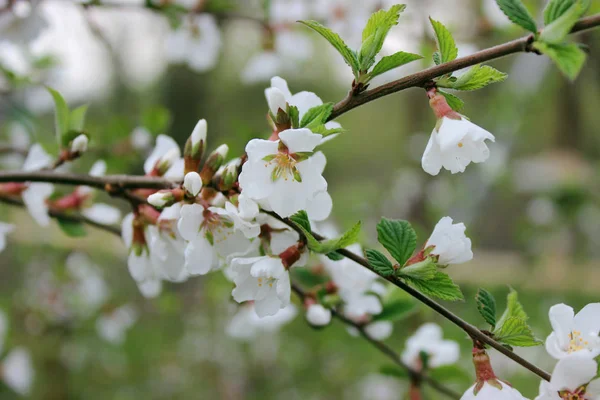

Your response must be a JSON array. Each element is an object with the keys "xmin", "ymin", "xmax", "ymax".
[
  {"xmin": 184, "ymin": 119, "xmax": 207, "ymax": 174},
  {"xmin": 306, "ymin": 304, "xmax": 331, "ymax": 327},
  {"xmin": 265, "ymin": 87, "xmax": 287, "ymax": 116},
  {"xmin": 216, "ymin": 158, "xmax": 241, "ymax": 191},
  {"xmin": 183, "ymin": 172, "xmax": 202, "ymax": 197},
  {"xmin": 156, "ymin": 148, "xmax": 180, "ymax": 175},
  {"xmin": 147, "ymin": 191, "xmax": 175, "ymax": 209},
  {"xmin": 200, "ymin": 144, "xmax": 228, "ymax": 185},
  {"xmin": 70, "ymin": 134, "xmax": 88, "ymax": 154}
]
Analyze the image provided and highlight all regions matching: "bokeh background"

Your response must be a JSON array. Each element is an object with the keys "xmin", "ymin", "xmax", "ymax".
[{"xmin": 0, "ymin": 0, "xmax": 599, "ymax": 398}]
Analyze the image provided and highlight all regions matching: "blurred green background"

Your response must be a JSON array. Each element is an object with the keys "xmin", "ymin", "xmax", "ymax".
[{"xmin": 0, "ymin": 0, "xmax": 599, "ymax": 398}]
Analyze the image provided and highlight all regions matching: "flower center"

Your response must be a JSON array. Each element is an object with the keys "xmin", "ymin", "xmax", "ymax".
[
  {"xmin": 264, "ymin": 152, "xmax": 302, "ymax": 183},
  {"xmin": 201, "ymin": 210, "xmax": 234, "ymax": 245},
  {"xmin": 257, "ymin": 276, "xmax": 277, "ymax": 288},
  {"xmin": 568, "ymin": 330, "xmax": 590, "ymax": 353},
  {"xmin": 559, "ymin": 385, "xmax": 588, "ymax": 399},
  {"xmin": 457, "ymin": 142, "xmax": 464, "ymax": 148}
]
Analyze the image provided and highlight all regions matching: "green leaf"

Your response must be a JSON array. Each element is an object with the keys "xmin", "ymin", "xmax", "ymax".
[
  {"xmin": 369, "ymin": 51, "xmax": 423, "ymax": 78},
  {"xmin": 476, "ymin": 288, "xmax": 497, "ymax": 328},
  {"xmin": 373, "ymin": 289, "xmax": 417, "ymax": 322},
  {"xmin": 46, "ymin": 86, "xmax": 70, "ymax": 146},
  {"xmin": 289, "ymin": 210, "xmax": 311, "ymax": 234},
  {"xmin": 438, "ymin": 90, "xmax": 464, "ymax": 111},
  {"xmin": 540, "ymin": 0, "xmax": 589, "ymax": 43},
  {"xmin": 534, "ymin": 41, "xmax": 586, "ymax": 80},
  {"xmin": 57, "ymin": 218, "xmax": 87, "ymax": 237},
  {"xmin": 314, "ymin": 221, "xmax": 362, "ymax": 253},
  {"xmin": 496, "ymin": 289, "xmax": 527, "ymax": 329},
  {"xmin": 365, "ymin": 249, "xmax": 394, "ymax": 277},
  {"xmin": 325, "ymin": 251, "xmax": 344, "ymax": 261},
  {"xmin": 397, "ymin": 258, "xmax": 437, "ymax": 281},
  {"xmin": 379, "ymin": 364, "xmax": 409, "ymax": 379},
  {"xmin": 288, "ymin": 105, "xmax": 300, "ymax": 128},
  {"xmin": 68, "ymin": 104, "xmax": 88, "ymax": 132},
  {"xmin": 544, "ymin": 0, "xmax": 575, "ymax": 25},
  {"xmin": 429, "ymin": 18, "xmax": 458, "ymax": 64},
  {"xmin": 450, "ymin": 65, "xmax": 507, "ymax": 90},
  {"xmin": 404, "ymin": 271, "xmax": 464, "ymax": 301},
  {"xmin": 358, "ymin": 4, "xmax": 406, "ymax": 70},
  {"xmin": 300, "ymin": 103, "xmax": 334, "ymax": 128},
  {"xmin": 298, "ymin": 20, "xmax": 360, "ymax": 75},
  {"xmin": 61, "ymin": 130, "xmax": 88, "ymax": 148},
  {"xmin": 376, "ymin": 218, "xmax": 417, "ymax": 266},
  {"xmin": 494, "ymin": 0, "xmax": 538, "ymax": 33},
  {"xmin": 494, "ymin": 316, "xmax": 542, "ymax": 347}
]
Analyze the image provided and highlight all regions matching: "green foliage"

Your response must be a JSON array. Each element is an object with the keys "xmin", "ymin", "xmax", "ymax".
[
  {"xmin": 534, "ymin": 41, "xmax": 586, "ymax": 80},
  {"xmin": 373, "ymin": 288, "xmax": 417, "ymax": 322},
  {"xmin": 365, "ymin": 249, "xmax": 394, "ymax": 277},
  {"xmin": 438, "ymin": 90, "xmax": 465, "ymax": 111},
  {"xmin": 288, "ymin": 105, "xmax": 300, "ymax": 128},
  {"xmin": 544, "ymin": 0, "xmax": 576, "ymax": 25},
  {"xmin": 403, "ymin": 270, "xmax": 464, "ymax": 301},
  {"xmin": 290, "ymin": 214, "xmax": 361, "ymax": 254},
  {"xmin": 496, "ymin": 289, "xmax": 527, "ymax": 327},
  {"xmin": 493, "ymin": 316, "xmax": 542, "ymax": 347},
  {"xmin": 449, "ymin": 65, "xmax": 507, "ymax": 91},
  {"xmin": 541, "ymin": 0, "xmax": 589, "ymax": 44},
  {"xmin": 47, "ymin": 87, "xmax": 70, "ymax": 146},
  {"xmin": 376, "ymin": 218, "xmax": 417, "ymax": 266},
  {"xmin": 298, "ymin": 20, "xmax": 360, "ymax": 77},
  {"xmin": 69, "ymin": 105, "xmax": 89, "ymax": 132},
  {"xmin": 300, "ymin": 103, "xmax": 334, "ymax": 129},
  {"xmin": 57, "ymin": 218, "xmax": 87, "ymax": 237},
  {"xmin": 379, "ymin": 364, "xmax": 409, "ymax": 379},
  {"xmin": 397, "ymin": 258, "xmax": 437, "ymax": 281},
  {"xmin": 325, "ymin": 251, "xmax": 344, "ymax": 261},
  {"xmin": 369, "ymin": 51, "xmax": 423, "ymax": 79},
  {"xmin": 476, "ymin": 288, "xmax": 497, "ymax": 328},
  {"xmin": 289, "ymin": 210, "xmax": 311, "ymax": 233},
  {"xmin": 358, "ymin": 4, "xmax": 406, "ymax": 71},
  {"xmin": 429, "ymin": 18, "xmax": 458, "ymax": 65},
  {"xmin": 494, "ymin": 0, "xmax": 538, "ymax": 33}
]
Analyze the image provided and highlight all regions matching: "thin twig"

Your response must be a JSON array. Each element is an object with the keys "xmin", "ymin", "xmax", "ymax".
[
  {"xmin": 328, "ymin": 13, "xmax": 600, "ymax": 121},
  {"xmin": 291, "ymin": 283, "xmax": 461, "ymax": 399},
  {"xmin": 0, "ymin": 195, "xmax": 122, "ymax": 236}
]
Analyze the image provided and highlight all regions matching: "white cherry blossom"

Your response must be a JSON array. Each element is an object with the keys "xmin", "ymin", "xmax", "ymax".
[
  {"xmin": 461, "ymin": 381, "xmax": 528, "ymax": 400},
  {"xmin": 1, "ymin": 347, "xmax": 34, "ymax": 396},
  {"xmin": 21, "ymin": 143, "xmax": 54, "ymax": 226},
  {"xmin": 144, "ymin": 134, "xmax": 184, "ymax": 180},
  {"xmin": 166, "ymin": 14, "xmax": 221, "ymax": 73},
  {"xmin": 545, "ymin": 303, "xmax": 600, "ymax": 360},
  {"xmin": 401, "ymin": 323, "xmax": 460, "ymax": 369},
  {"xmin": 425, "ymin": 216, "xmax": 473, "ymax": 265},
  {"xmin": 0, "ymin": 222, "xmax": 15, "ymax": 253},
  {"xmin": 535, "ymin": 353, "xmax": 600, "ymax": 400},
  {"xmin": 238, "ymin": 128, "xmax": 327, "ymax": 218},
  {"xmin": 306, "ymin": 304, "xmax": 331, "ymax": 327}
]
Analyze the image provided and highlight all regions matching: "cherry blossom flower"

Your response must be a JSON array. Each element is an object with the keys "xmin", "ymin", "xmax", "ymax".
[
  {"xmin": 425, "ymin": 216, "xmax": 473, "ymax": 265},
  {"xmin": 166, "ymin": 14, "xmax": 221, "ymax": 73},
  {"xmin": 0, "ymin": 222, "xmax": 15, "ymax": 253},
  {"xmin": 96, "ymin": 304, "xmax": 138, "ymax": 345},
  {"xmin": 306, "ymin": 304, "xmax": 331, "ymax": 327},
  {"xmin": 422, "ymin": 93, "xmax": 495, "ymax": 176},
  {"xmin": 69, "ymin": 133, "xmax": 88, "ymax": 154},
  {"xmin": 226, "ymin": 303, "xmax": 297, "ymax": 341},
  {"xmin": 238, "ymin": 128, "xmax": 328, "ymax": 218},
  {"xmin": 401, "ymin": 323, "xmax": 460, "ymax": 369},
  {"xmin": 1, "ymin": 347, "xmax": 34, "ymax": 396},
  {"xmin": 144, "ymin": 134, "xmax": 184, "ymax": 180},
  {"xmin": 545, "ymin": 303, "xmax": 600, "ymax": 360},
  {"xmin": 535, "ymin": 353, "xmax": 600, "ymax": 400},
  {"xmin": 21, "ymin": 143, "xmax": 54, "ymax": 226}
]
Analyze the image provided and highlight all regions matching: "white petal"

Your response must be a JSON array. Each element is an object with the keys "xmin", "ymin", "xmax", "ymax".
[
  {"xmin": 573, "ymin": 303, "xmax": 600, "ymax": 336},
  {"xmin": 306, "ymin": 304, "xmax": 331, "ymax": 326},
  {"xmin": 270, "ymin": 76, "xmax": 292, "ymax": 99},
  {"xmin": 82, "ymin": 203, "xmax": 121, "ymax": 225},
  {"xmin": 290, "ymin": 91, "xmax": 323, "ymax": 118},
  {"xmin": 177, "ymin": 204, "xmax": 204, "ymax": 241},
  {"xmin": 22, "ymin": 183, "xmax": 53, "ymax": 227},
  {"xmin": 421, "ymin": 131, "xmax": 443, "ymax": 176},
  {"xmin": 265, "ymin": 87, "xmax": 288, "ymax": 115},
  {"xmin": 144, "ymin": 134, "xmax": 180, "ymax": 174},
  {"xmin": 365, "ymin": 321, "xmax": 392, "ymax": 340},
  {"xmin": 550, "ymin": 353, "xmax": 597, "ymax": 391},
  {"xmin": 244, "ymin": 138, "xmax": 279, "ymax": 162},
  {"xmin": 183, "ymin": 172, "xmax": 202, "ymax": 197},
  {"xmin": 121, "ymin": 213, "xmax": 134, "ymax": 247},
  {"xmin": 279, "ymin": 128, "xmax": 322, "ymax": 153},
  {"xmin": 22, "ymin": 143, "xmax": 52, "ymax": 171},
  {"xmin": 184, "ymin": 237, "xmax": 216, "ymax": 275},
  {"xmin": 138, "ymin": 279, "xmax": 162, "ymax": 298},
  {"xmin": 89, "ymin": 160, "xmax": 107, "ymax": 177},
  {"xmin": 1, "ymin": 348, "xmax": 33, "ymax": 395},
  {"xmin": 306, "ymin": 191, "xmax": 332, "ymax": 222},
  {"xmin": 549, "ymin": 304, "xmax": 575, "ymax": 351}
]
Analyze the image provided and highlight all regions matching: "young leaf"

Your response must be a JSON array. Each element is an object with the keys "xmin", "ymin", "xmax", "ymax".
[
  {"xmin": 298, "ymin": 20, "xmax": 360, "ymax": 75},
  {"xmin": 290, "ymin": 210, "xmax": 311, "ymax": 233},
  {"xmin": 494, "ymin": 0, "xmax": 538, "ymax": 33},
  {"xmin": 325, "ymin": 251, "xmax": 344, "ymax": 261},
  {"xmin": 540, "ymin": 0, "xmax": 589, "ymax": 44},
  {"xmin": 429, "ymin": 18, "xmax": 458, "ymax": 64},
  {"xmin": 46, "ymin": 86, "xmax": 69, "ymax": 145},
  {"xmin": 450, "ymin": 65, "xmax": 507, "ymax": 91},
  {"xmin": 57, "ymin": 218, "xmax": 87, "ymax": 237},
  {"xmin": 376, "ymin": 218, "xmax": 417, "ymax": 266},
  {"xmin": 534, "ymin": 41, "xmax": 586, "ymax": 80},
  {"xmin": 369, "ymin": 51, "xmax": 423, "ymax": 78},
  {"xmin": 404, "ymin": 271, "xmax": 464, "ymax": 301},
  {"xmin": 397, "ymin": 258, "xmax": 437, "ymax": 281},
  {"xmin": 438, "ymin": 90, "xmax": 464, "ymax": 111},
  {"xmin": 495, "ymin": 289, "xmax": 527, "ymax": 329},
  {"xmin": 288, "ymin": 105, "xmax": 300, "ymax": 128},
  {"xmin": 358, "ymin": 4, "xmax": 406, "ymax": 71},
  {"xmin": 476, "ymin": 288, "xmax": 497, "ymax": 328},
  {"xmin": 494, "ymin": 316, "xmax": 542, "ymax": 347},
  {"xmin": 317, "ymin": 221, "xmax": 362, "ymax": 253},
  {"xmin": 365, "ymin": 249, "xmax": 394, "ymax": 277},
  {"xmin": 69, "ymin": 104, "xmax": 89, "ymax": 131},
  {"xmin": 544, "ymin": 0, "xmax": 575, "ymax": 25},
  {"xmin": 300, "ymin": 103, "xmax": 334, "ymax": 128},
  {"xmin": 379, "ymin": 364, "xmax": 409, "ymax": 379}
]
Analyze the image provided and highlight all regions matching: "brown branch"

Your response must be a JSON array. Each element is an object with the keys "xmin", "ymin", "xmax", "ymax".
[
  {"xmin": 291, "ymin": 283, "xmax": 461, "ymax": 399},
  {"xmin": 269, "ymin": 212, "xmax": 552, "ymax": 382},
  {"xmin": 328, "ymin": 13, "xmax": 600, "ymax": 121},
  {"xmin": 0, "ymin": 195, "xmax": 122, "ymax": 236}
]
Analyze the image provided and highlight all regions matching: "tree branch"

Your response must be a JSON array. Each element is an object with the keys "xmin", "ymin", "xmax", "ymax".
[
  {"xmin": 328, "ymin": 13, "xmax": 600, "ymax": 121},
  {"xmin": 291, "ymin": 283, "xmax": 461, "ymax": 399},
  {"xmin": 0, "ymin": 195, "xmax": 122, "ymax": 236}
]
